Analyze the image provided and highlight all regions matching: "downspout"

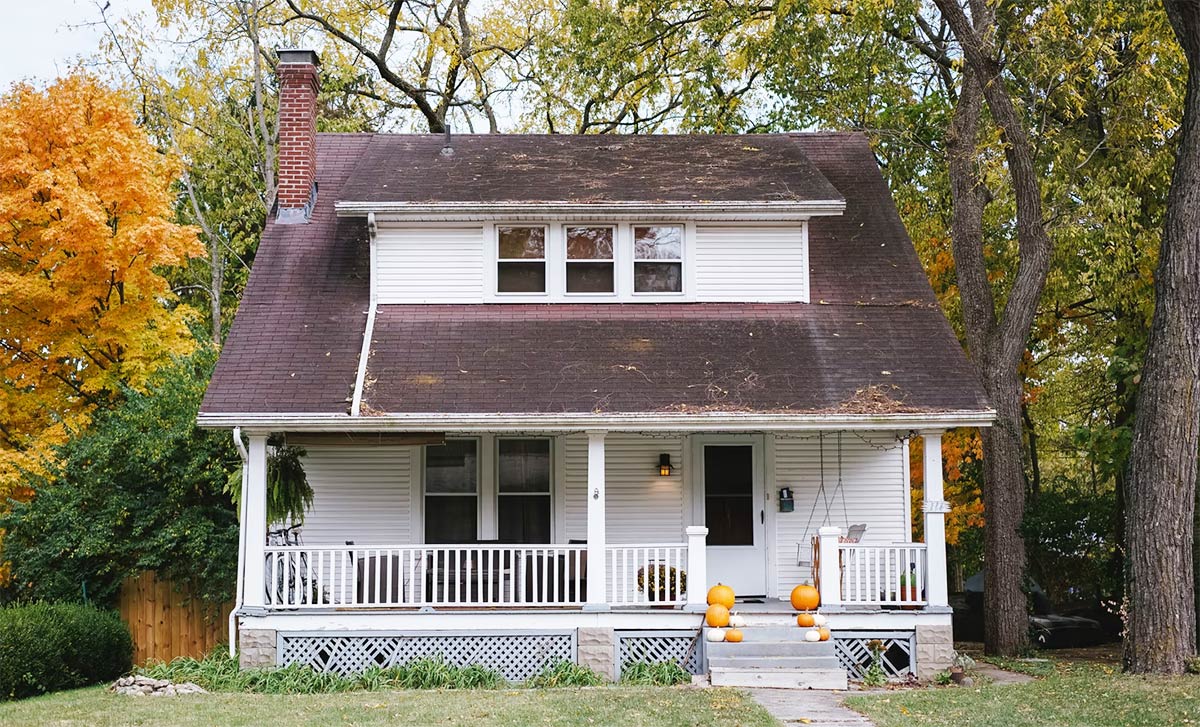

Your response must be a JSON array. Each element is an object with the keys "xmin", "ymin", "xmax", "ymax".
[
  {"xmin": 229, "ymin": 427, "xmax": 250, "ymax": 659},
  {"xmin": 350, "ymin": 211, "xmax": 378, "ymax": 416}
]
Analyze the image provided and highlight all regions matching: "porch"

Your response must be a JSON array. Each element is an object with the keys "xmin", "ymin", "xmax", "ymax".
[{"xmin": 233, "ymin": 427, "xmax": 955, "ymax": 679}]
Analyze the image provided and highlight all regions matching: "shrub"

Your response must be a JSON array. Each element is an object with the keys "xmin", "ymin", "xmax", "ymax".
[
  {"xmin": 140, "ymin": 650, "xmax": 506, "ymax": 693},
  {"xmin": 0, "ymin": 603, "xmax": 133, "ymax": 700},
  {"xmin": 1186, "ymin": 657, "xmax": 1200, "ymax": 675},
  {"xmin": 620, "ymin": 661, "xmax": 691, "ymax": 686},
  {"xmin": 524, "ymin": 660, "xmax": 605, "ymax": 688}
]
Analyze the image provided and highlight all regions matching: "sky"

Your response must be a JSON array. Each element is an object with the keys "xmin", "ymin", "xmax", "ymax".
[{"xmin": 0, "ymin": 0, "xmax": 154, "ymax": 88}]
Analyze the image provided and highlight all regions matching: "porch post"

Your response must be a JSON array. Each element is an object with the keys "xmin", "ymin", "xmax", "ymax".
[
  {"xmin": 584, "ymin": 431, "xmax": 609, "ymax": 611},
  {"xmin": 684, "ymin": 526, "xmax": 708, "ymax": 612},
  {"xmin": 242, "ymin": 433, "xmax": 269, "ymax": 610},
  {"xmin": 921, "ymin": 430, "xmax": 950, "ymax": 609},
  {"xmin": 817, "ymin": 526, "xmax": 843, "ymax": 607}
]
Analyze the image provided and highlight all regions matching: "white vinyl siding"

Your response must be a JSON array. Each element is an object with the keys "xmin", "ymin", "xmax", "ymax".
[
  {"xmin": 376, "ymin": 226, "xmax": 484, "ymax": 303},
  {"xmin": 693, "ymin": 224, "xmax": 808, "ymax": 302},
  {"xmin": 771, "ymin": 434, "xmax": 908, "ymax": 595},
  {"xmin": 299, "ymin": 444, "xmax": 415, "ymax": 545},
  {"xmin": 563, "ymin": 433, "xmax": 686, "ymax": 544}
]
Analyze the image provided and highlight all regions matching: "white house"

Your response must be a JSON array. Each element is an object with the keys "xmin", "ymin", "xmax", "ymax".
[{"xmin": 199, "ymin": 49, "xmax": 993, "ymax": 686}]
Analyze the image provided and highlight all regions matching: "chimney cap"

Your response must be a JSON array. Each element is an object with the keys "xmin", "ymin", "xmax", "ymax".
[{"xmin": 277, "ymin": 48, "xmax": 321, "ymax": 67}]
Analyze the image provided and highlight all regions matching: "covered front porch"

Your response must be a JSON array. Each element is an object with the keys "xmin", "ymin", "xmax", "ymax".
[{"xmin": 235, "ymin": 428, "xmax": 953, "ymax": 617}]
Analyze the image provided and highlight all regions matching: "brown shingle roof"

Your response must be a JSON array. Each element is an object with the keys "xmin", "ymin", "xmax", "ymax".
[
  {"xmin": 200, "ymin": 132, "xmax": 988, "ymax": 418},
  {"xmin": 339, "ymin": 134, "xmax": 844, "ymax": 205}
]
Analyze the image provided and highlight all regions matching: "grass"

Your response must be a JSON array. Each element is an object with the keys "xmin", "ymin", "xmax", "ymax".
[
  {"xmin": 0, "ymin": 685, "xmax": 777, "ymax": 727},
  {"xmin": 847, "ymin": 659, "xmax": 1200, "ymax": 727}
]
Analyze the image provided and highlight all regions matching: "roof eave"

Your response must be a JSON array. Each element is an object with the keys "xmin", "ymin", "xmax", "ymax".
[
  {"xmin": 333, "ymin": 200, "xmax": 847, "ymax": 221},
  {"xmin": 197, "ymin": 409, "xmax": 996, "ymax": 434}
]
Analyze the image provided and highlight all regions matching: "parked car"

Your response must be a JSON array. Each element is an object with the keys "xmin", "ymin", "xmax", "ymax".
[{"xmin": 953, "ymin": 572, "xmax": 1110, "ymax": 648}]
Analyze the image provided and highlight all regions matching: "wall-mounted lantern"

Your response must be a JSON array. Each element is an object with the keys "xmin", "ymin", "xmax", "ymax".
[
  {"xmin": 658, "ymin": 454, "xmax": 674, "ymax": 477},
  {"xmin": 778, "ymin": 486, "xmax": 795, "ymax": 513}
]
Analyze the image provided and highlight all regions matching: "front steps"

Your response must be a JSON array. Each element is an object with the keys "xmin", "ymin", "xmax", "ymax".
[{"xmin": 706, "ymin": 613, "xmax": 848, "ymax": 690}]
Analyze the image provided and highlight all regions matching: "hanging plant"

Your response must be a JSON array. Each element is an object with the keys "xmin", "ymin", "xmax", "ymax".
[{"xmin": 225, "ymin": 439, "xmax": 314, "ymax": 525}]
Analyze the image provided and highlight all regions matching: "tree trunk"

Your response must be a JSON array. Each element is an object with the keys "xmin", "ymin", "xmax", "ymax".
[{"xmin": 1124, "ymin": 0, "xmax": 1200, "ymax": 675}]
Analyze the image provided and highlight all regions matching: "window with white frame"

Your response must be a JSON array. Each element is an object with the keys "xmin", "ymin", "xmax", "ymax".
[
  {"xmin": 633, "ymin": 225, "xmax": 684, "ymax": 293},
  {"xmin": 497, "ymin": 438, "xmax": 552, "ymax": 543},
  {"xmin": 423, "ymin": 439, "xmax": 478, "ymax": 543},
  {"xmin": 565, "ymin": 226, "xmax": 615, "ymax": 294},
  {"xmin": 496, "ymin": 226, "xmax": 547, "ymax": 293}
]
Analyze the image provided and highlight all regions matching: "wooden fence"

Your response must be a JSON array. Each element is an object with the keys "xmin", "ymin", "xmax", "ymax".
[{"xmin": 117, "ymin": 571, "xmax": 233, "ymax": 665}]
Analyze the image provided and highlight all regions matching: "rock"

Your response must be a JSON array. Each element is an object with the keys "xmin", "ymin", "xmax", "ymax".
[
  {"xmin": 112, "ymin": 675, "xmax": 208, "ymax": 697},
  {"xmin": 959, "ymin": 676, "xmax": 975, "ymax": 687}
]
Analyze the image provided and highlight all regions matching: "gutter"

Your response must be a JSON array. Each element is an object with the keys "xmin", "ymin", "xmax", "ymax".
[
  {"xmin": 229, "ymin": 427, "xmax": 250, "ymax": 659},
  {"xmin": 334, "ymin": 200, "xmax": 848, "ymax": 219},
  {"xmin": 198, "ymin": 409, "xmax": 997, "ymax": 433},
  {"xmin": 349, "ymin": 212, "xmax": 378, "ymax": 416}
]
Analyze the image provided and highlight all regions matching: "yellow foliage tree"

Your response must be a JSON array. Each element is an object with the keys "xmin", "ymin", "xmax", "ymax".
[
  {"xmin": 909, "ymin": 429, "xmax": 986, "ymax": 546},
  {"xmin": 0, "ymin": 74, "xmax": 200, "ymax": 515}
]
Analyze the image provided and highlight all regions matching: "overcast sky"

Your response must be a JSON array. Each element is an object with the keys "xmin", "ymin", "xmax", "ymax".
[{"xmin": 0, "ymin": 0, "xmax": 154, "ymax": 88}]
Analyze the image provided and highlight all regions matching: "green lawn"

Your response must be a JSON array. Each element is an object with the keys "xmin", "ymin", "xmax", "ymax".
[
  {"xmin": 847, "ymin": 660, "xmax": 1200, "ymax": 727},
  {"xmin": 0, "ymin": 685, "xmax": 777, "ymax": 727}
]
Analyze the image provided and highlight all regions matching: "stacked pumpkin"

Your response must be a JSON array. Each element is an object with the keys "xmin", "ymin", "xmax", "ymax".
[
  {"xmin": 703, "ymin": 583, "xmax": 745, "ymax": 643},
  {"xmin": 791, "ymin": 584, "xmax": 830, "ymax": 642}
]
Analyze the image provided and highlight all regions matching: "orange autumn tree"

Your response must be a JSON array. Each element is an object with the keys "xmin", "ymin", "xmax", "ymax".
[
  {"xmin": 0, "ymin": 74, "xmax": 200, "ymax": 519},
  {"xmin": 910, "ymin": 429, "xmax": 986, "ymax": 545}
]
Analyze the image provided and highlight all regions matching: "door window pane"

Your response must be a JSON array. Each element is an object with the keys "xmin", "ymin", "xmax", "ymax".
[
  {"xmin": 425, "ymin": 440, "xmax": 478, "ymax": 543},
  {"xmin": 498, "ymin": 227, "xmax": 546, "ymax": 293},
  {"xmin": 634, "ymin": 226, "xmax": 683, "ymax": 293},
  {"xmin": 704, "ymin": 446, "xmax": 754, "ymax": 546},
  {"xmin": 498, "ymin": 438, "xmax": 551, "ymax": 543}
]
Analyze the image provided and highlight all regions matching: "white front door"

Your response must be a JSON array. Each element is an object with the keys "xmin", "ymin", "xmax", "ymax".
[{"xmin": 700, "ymin": 441, "xmax": 767, "ymax": 596}]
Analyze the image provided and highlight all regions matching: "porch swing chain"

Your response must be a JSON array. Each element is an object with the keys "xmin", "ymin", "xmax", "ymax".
[{"xmin": 800, "ymin": 432, "xmax": 852, "ymax": 548}]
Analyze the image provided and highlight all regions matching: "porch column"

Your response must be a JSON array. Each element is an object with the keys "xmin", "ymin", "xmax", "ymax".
[
  {"xmin": 817, "ymin": 526, "xmax": 843, "ymax": 607},
  {"xmin": 584, "ymin": 431, "xmax": 609, "ymax": 611},
  {"xmin": 684, "ymin": 526, "xmax": 708, "ymax": 612},
  {"xmin": 921, "ymin": 430, "xmax": 950, "ymax": 609},
  {"xmin": 242, "ymin": 433, "xmax": 269, "ymax": 610}
]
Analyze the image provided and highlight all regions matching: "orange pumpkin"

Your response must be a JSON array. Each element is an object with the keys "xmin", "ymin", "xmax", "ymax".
[
  {"xmin": 796, "ymin": 613, "xmax": 816, "ymax": 628},
  {"xmin": 818, "ymin": 627, "xmax": 831, "ymax": 642},
  {"xmin": 724, "ymin": 628, "xmax": 744, "ymax": 643},
  {"xmin": 790, "ymin": 584, "xmax": 820, "ymax": 611},
  {"xmin": 705, "ymin": 604, "xmax": 731, "ymax": 628},
  {"xmin": 707, "ymin": 583, "xmax": 736, "ymax": 609}
]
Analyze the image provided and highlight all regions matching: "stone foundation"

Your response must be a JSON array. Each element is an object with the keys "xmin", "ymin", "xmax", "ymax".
[
  {"xmin": 577, "ymin": 627, "xmax": 617, "ymax": 681},
  {"xmin": 914, "ymin": 624, "xmax": 954, "ymax": 679},
  {"xmin": 238, "ymin": 628, "xmax": 278, "ymax": 668}
]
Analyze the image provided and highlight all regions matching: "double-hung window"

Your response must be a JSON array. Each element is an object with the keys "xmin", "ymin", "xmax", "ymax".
[
  {"xmin": 565, "ymin": 226, "xmax": 615, "ymax": 294},
  {"xmin": 497, "ymin": 438, "xmax": 552, "ymax": 543},
  {"xmin": 633, "ymin": 225, "xmax": 683, "ymax": 293},
  {"xmin": 496, "ymin": 226, "xmax": 547, "ymax": 293},
  {"xmin": 423, "ymin": 440, "xmax": 478, "ymax": 543}
]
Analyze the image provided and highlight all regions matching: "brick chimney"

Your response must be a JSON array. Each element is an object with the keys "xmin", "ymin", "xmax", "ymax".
[{"xmin": 275, "ymin": 49, "xmax": 320, "ymax": 224}]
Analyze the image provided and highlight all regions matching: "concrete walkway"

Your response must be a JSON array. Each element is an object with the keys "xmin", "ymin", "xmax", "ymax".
[{"xmin": 747, "ymin": 688, "xmax": 875, "ymax": 727}]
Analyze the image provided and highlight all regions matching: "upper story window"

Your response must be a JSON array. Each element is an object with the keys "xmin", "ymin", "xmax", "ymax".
[
  {"xmin": 633, "ymin": 226, "xmax": 683, "ymax": 293},
  {"xmin": 497, "ymin": 226, "xmax": 546, "ymax": 293},
  {"xmin": 565, "ymin": 226, "xmax": 615, "ymax": 294}
]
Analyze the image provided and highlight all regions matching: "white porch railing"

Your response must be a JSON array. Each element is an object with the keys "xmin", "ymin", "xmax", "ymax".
[
  {"xmin": 264, "ymin": 544, "xmax": 588, "ymax": 609},
  {"xmin": 825, "ymin": 541, "xmax": 929, "ymax": 607},
  {"xmin": 605, "ymin": 544, "xmax": 689, "ymax": 606}
]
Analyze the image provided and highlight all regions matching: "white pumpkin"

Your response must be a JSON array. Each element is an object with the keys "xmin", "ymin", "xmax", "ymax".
[
  {"xmin": 812, "ymin": 613, "xmax": 828, "ymax": 627},
  {"xmin": 705, "ymin": 629, "xmax": 727, "ymax": 643},
  {"xmin": 804, "ymin": 629, "xmax": 822, "ymax": 642},
  {"xmin": 728, "ymin": 614, "xmax": 747, "ymax": 628}
]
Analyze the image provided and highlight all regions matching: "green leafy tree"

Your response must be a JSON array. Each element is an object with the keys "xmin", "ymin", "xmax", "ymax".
[{"xmin": 0, "ymin": 350, "xmax": 239, "ymax": 607}]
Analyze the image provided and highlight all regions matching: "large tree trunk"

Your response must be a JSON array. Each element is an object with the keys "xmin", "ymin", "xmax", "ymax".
[
  {"xmin": 1124, "ymin": 0, "xmax": 1200, "ymax": 675},
  {"xmin": 937, "ymin": 0, "xmax": 1047, "ymax": 656}
]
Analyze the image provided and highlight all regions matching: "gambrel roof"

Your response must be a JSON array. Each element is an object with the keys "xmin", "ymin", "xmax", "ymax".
[{"xmin": 200, "ymin": 132, "xmax": 989, "ymax": 420}]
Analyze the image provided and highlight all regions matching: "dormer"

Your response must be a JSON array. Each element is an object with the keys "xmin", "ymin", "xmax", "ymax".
[{"xmin": 329, "ymin": 134, "xmax": 846, "ymax": 304}]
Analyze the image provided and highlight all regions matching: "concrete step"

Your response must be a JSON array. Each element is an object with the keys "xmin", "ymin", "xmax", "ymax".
[
  {"xmin": 708, "ymin": 655, "xmax": 844, "ymax": 670},
  {"xmin": 707, "ymin": 640, "xmax": 835, "ymax": 658},
  {"xmin": 709, "ymin": 667, "xmax": 848, "ymax": 690},
  {"xmin": 707, "ymin": 626, "xmax": 827, "ymax": 642}
]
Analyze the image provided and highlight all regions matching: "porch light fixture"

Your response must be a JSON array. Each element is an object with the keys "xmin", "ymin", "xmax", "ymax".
[{"xmin": 658, "ymin": 453, "xmax": 673, "ymax": 477}]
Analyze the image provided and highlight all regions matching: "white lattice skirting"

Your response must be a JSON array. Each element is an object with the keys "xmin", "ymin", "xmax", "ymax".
[
  {"xmin": 833, "ymin": 631, "xmax": 916, "ymax": 679},
  {"xmin": 616, "ymin": 630, "xmax": 703, "ymax": 677},
  {"xmin": 278, "ymin": 631, "xmax": 575, "ymax": 681}
]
